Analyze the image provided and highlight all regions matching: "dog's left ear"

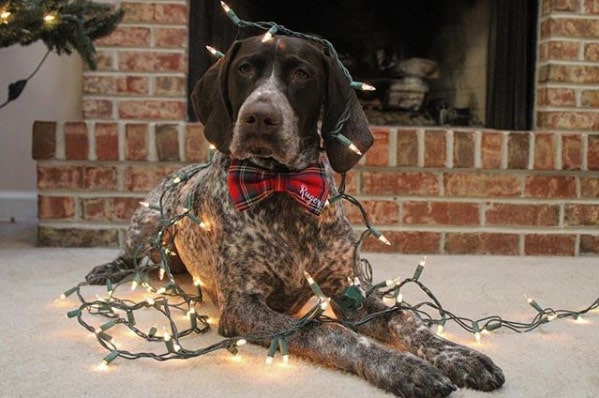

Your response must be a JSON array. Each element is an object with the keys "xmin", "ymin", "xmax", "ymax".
[
  {"xmin": 321, "ymin": 56, "xmax": 373, "ymax": 173},
  {"xmin": 191, "ymin": 41, "xmax": 241, "ymax": 154}
]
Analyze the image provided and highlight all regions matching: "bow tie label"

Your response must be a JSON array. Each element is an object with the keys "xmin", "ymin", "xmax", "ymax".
[
  {"xmin": 228, "ymin": 160, "xmax": 329, "ymax": 216},
  {"xmin": 299, "ymin": 184, "xmax": 324, "ymax": 209}
]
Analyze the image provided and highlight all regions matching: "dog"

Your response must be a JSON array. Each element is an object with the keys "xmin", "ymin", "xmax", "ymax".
[{"xmin": 86, "ymin": 35, "xmax": 504, "ymax": 397}]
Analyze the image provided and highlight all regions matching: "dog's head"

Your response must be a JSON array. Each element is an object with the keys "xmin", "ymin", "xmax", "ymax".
[{"xmin": 192, "ymin": 35, "xmax": 373, "ymax": 173}]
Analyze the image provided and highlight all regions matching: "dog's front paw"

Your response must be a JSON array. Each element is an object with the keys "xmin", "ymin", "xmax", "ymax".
[
  {"xmin": 431, "ymin": 343, "xmax": 505, "ymax": 391},
  {"xmin": 376, "ymin": 352, "xmax": 457, "ymax": 398}
]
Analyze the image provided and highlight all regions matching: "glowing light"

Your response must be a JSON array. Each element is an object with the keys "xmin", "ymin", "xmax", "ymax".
[
  {"xmin": 436, "ymin": 324, "xmax": 445, "ymax": 336},
  {"xmin": 525, "ymin": 295, "xmax": 543, "ymax": 312},
  {"xmin": 412, "ymin": 257, "xmax": 426, "ymax": 280},
  {"xmin": 262, "ymin": 26, "xmax": 277, "ymax": 43},
  {"xmin": 43, "ymin": 12, "xmax": 57, "ymax": 24},
  {"xmin": 145, "ymin": 296, "xmax": 155, "ymax": 306},
  {"xmin": 172, "ymin": 176, "xmax": 182, "ymax": 184},
  {"xmin": 350, "ymin": 81, "xmax": 376, "ymax": 91},
  {"xmin": 205, "ymin": 45, "xmax": 224, "ymax": 58},
  {"xmin": 1, "ymin": 10, "xmax": 12, "ymax": 23},
  {"xmin": 219, "ymin": 1, "xmax": 240, "ymax": 25},
  {"xmin": 382, "ymin": 293, "xmax": 396, "ymax": 307},
  {"xmin": 236, "ymin": 339, "xmax": 247, "ymax": 347}
]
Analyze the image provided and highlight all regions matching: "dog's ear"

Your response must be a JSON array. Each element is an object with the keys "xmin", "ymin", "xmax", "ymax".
[
  {"xmin": 191, "ymin": 41, "xmax": 241, "ymax": 154},
  {"xmin": 321, "ymin": 56, "xmax": 373, "ymax": 173}
]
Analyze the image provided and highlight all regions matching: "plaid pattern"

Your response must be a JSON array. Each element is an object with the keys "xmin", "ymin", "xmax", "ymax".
[{"xmin": 228, "ymin": 159, "xmax": 329, "ymax": 216}]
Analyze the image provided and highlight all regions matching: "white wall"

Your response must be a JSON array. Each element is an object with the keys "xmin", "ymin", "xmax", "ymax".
[{"xmin": 0, "ymin": 42, "xmax": 82, "ymax": 221}]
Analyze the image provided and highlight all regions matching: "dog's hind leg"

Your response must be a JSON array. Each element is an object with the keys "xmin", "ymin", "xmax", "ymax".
[
  {"xmin": 353, "ymin": 296, "xmax": 505, "ymax": 392},
  {"xmin": 218, "ymin": 292, "xmax": 456, "ymax": 398}
]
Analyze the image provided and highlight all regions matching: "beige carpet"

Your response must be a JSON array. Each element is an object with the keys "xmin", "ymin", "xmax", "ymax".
[{"xmin": 1, "ymin": 224, "xmax": 597, "ymax": 397}]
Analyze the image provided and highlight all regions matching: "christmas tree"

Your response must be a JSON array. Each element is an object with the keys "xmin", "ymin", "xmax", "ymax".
[{"xmin": 0, "ymin": 0, "xmax": 123, "ymax": 107}]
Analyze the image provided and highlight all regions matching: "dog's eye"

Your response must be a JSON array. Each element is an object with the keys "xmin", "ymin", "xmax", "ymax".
[
  {"xmin": 294, "ymin": 68, "xmax": 310, "ymax": 81},
  {"xmin": 238, "ymin": 63, "xmax": 254, "ymax": 76}
]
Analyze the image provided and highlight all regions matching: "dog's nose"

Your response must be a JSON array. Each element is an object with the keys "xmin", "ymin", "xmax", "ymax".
[{"xmin": 241, "ymin": 101, "xmax": 282, "ymax": 135}]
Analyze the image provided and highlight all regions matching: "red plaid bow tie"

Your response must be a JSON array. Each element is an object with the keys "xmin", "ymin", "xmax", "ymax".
[{"xmin": 228, "ymin": 159, "xmax": 329, "ymax": 216}]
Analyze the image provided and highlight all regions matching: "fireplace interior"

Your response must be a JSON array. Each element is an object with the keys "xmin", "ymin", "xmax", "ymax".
[{"xmin": 189, "ymin": 0, "xmax": 538, "ymax": 130}]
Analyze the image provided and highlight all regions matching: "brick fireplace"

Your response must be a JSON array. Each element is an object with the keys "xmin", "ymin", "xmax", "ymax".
[{"xmin": 32, "ymin": 0, "xmax": 599, "ymax": 255}]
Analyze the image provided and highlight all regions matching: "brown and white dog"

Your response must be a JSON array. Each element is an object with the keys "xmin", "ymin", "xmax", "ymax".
[{"xmin": 87, "ymin": 35, "xmax": 504, "ymax": 397}]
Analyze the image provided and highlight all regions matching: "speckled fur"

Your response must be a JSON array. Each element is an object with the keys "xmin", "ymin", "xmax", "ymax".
[{"xmin": 87, "ymin": 35, "xmax": 504, "ymax": 397}]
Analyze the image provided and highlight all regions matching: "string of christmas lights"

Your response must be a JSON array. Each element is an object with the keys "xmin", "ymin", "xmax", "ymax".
[{"xmin": 60, "ymin": 2, "xmax": 598, "ymax": 370}]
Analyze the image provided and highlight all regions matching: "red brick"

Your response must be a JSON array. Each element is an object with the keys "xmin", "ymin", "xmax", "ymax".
[
  {"xmin": 507, "ymin": 132, "xmax": 529, "ymax": 169},
  {"xmin": 113, "ymin": 197, "xmax": 141, "ymax": 221},
  {"xmin": 533, "ymin": 133, "xmax": 555, "ymax": 170},
  {"xmin": 588, "ymin": 134, "xmax": 599, "ymax": 170},
  {"xmin": 122, "ymin": 2, "xmax": 188, "ymax": 24},
  {"xmin": 83, "ymin": 167, "xmax": 118, "ymax": 190},
  {"xmin": 541, "ymin": 17, "xmax": 599, "ymax": 38},
  {"xmin": 524, "ymin": 175, "xmax": 576, "ymax": 198},
  {"xmin": 38, "ymin": 196, "xmax": 75, "ymax": 219},
  {"xmin": 344, "ymin": 200, "xmax": 399, "ymax": 225},
  {"xmin": 445, "ymin": 233, "xmax": 519, "ymax": 255},
  {"xmin": 584, "ymin": 0, "xmax": 599, "ymax": 14},
  {"xmin": 37, "ymin": 165, "xmax": 82, "ymax": 189},
  {"xmin": 537, "ymin": 87, "xmax": 576, "ymax": 106},
  {"xmin": 116, "ymin": 76, "xmax": 149, "ymax": 95},
  {"xmin": 481, "ymin": 132, "xmax": 503, "ymax": 169},
  {"xmin": 537, "ymin": 111, "xmax": 599, "ymax": 131},
  {"xmin": 184, "ymin": 124, "xmax": 210, "ymax": 162},
  {"xmin": 32, "ymin": 121, "xmax": 57, "ymax": 160},
  {"xmin": 444, "ymin": 173, "xmax": 521, "ymax": 198},
  {"xmin": 485, "ymin": 203, "xmax": 559, "ymax": 226},
  {"xmin": 538, "ymin": 41, "xmax": 580, "ymax": 61},
  {"xmin": 584, "ymin": 42, "xmax": 599, "ymax": 61},
  {"xmin": 562, "ymin": 134, "xmax": 582, "ymax": 170},
  {"xmin": 361, "ymin": 171, "xmax": 439, "ymax": 196},
  {"xmin": 125, "ymin": 124, "xmax": 149, "ymax": 160},
  {"xmin": 88, "ymin": 50, "xmax": 115, "ymax": 71},
  {"xmin": 81, "ymin": 198, "xmax": 111, "ymax": 221},
  {"xmin": 543, "ymin": 0, "xmax": 581, "ymax": 13},
  {"xmin": 402, "ymin": 201, "xmax": 479, "ymax": 225},
  {"xmin": 118, "ymin": 100, "xmax": 186, "ymax": 120},
  {"xmin": 424, "ymin": 130, "xmax": 446, "ymax": 167},
  {"xmin": 154, "ymin": 27, "xmax": 188, "ymax": 48},
  {"xmin": 453, "ymin": 131, "xmax": 474, "ymax": 168},
  {"xmin": 155, "ymin": 76, "xmax": 186, "ymax": 96},
  {"xmin": 95, "ymin": 26, "xmax": 151, "ymax": 47},
  {"xmin": 581, "ymin": 90, "xmax": 599, "ymax": 107},
  {"xmin": 396, "ymin": 129, "xmax": 419, "ymax": 167},
  {"xmin": 334, "ymin": 170, "xmax": 358, "ymax": 195},
  {"xmin": 565, "ymin": 204, "xmax": 599, "ymax": 226},
  {"xmin": 580, "ymin": 234, "xmax": 599, "ymax": 254},
  {"xmin": 118, "ymin": 51, "xmax": 187, "ymax": 72},
  {"xmin": 83, "ymin": 99, "xmax": 113, "ymax": 119},
  {"xmin": 94, "ymin": 123, "xmax": 119, "ymax": 161},
  {"xmin": 155, "ymin": 124, "xmax": 180, "ymax": 161},
  {"xmin": 124, "ymin": 165, "xmax": 180, "ymax": 192},
  {"xmin": 539, "ymin": 64, "xmax": 599, "ymax": 84},
  {"xmin": 38, "ymin": 226, "xmax": 119, "ymax": 247},
  {"xmin": 83, "ymin": 75, "xmax": 116, "ymax": 95},
  {"xmin": 64, "ymin": 122, "xmax": 89, "ymax": 160},
  {"xmin": 581, "ymin": 177, "xmax": 599, "ymax": 198},
  {"xmin": 524, "ymin": 234, "xmax": 576, "ymax": 256},
  {"xmin": 364, "ymin": 128, "xmax": 389, "ymax": 166},
  {"xmin": 360, "ymin": 231, "xmax": 440, "ymax": 254}
]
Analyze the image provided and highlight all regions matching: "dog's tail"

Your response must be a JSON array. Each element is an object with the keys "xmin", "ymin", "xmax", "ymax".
[{"xmin": 85, "ymin": 257, "xmax": 138, "ymax": 285}]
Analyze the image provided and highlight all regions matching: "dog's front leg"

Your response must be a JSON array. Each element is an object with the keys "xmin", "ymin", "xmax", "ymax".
[
  {"xmin": 355, "ymin": 296, "xmax": 505, "ymax": 392},
  {"xmin": 219, "ymin": 292, "xmax": 456, "ymax": 398}
]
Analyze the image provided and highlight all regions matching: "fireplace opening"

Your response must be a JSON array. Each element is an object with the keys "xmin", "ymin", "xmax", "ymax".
[{"xmin": 189, "ymin": 0, "xmax": 538, "ymax": 130}]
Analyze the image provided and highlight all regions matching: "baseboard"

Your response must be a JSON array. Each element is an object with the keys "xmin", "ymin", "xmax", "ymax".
[{"xmin": 0, "ymin": 191, "xmax": 37, "ymax": 222}]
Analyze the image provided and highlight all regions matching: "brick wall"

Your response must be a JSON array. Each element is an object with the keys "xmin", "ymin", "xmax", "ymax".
[{"xmin": 32, "ymin": 0, "xmax": 599, "ymax": 255}]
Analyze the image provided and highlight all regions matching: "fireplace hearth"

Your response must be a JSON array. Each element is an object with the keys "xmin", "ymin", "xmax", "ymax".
[{"xmin": 189, "ymin": 0, "xmax": 538, "ymax": 130}]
